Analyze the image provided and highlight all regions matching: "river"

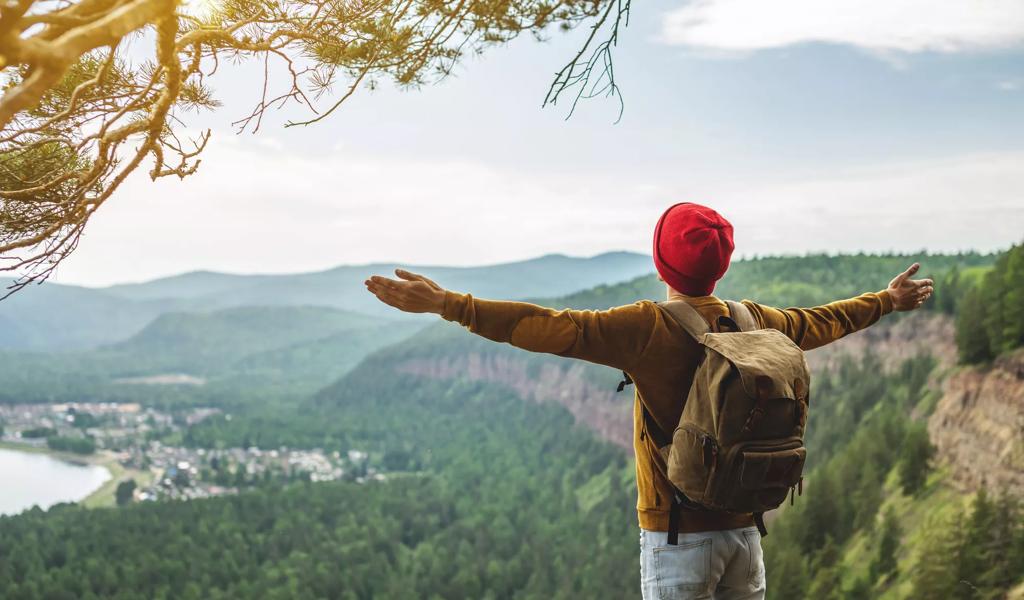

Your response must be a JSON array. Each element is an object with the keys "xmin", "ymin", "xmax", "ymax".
[{"xmin": 0, "ymin": 447, "xmax": 111, "ymax": 516}]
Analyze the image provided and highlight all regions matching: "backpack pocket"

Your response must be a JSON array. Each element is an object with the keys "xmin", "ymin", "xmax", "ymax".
[
  {"xmin": 738, "ymin": 447, "xmax": 805, "ymax": 508},
  {"xmin": 710, "ymin": 438, "xmax": 804, "ymax": 512},
  {"xmin": 667, "ymin": 423, "xmax": 718, "ymax": 504}
]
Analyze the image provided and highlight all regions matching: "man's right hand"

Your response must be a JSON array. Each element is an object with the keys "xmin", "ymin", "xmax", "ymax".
[
  {"xmin": 364, "ymin": 269, "xmax": 447, "ymax": 315},
  {"xmin": 887, "ymin": 263, "xmax": 934, "ymax": 312}
]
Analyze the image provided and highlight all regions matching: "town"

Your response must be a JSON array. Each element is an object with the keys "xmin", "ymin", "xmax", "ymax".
[{"xmin": 0, "ymin": 402, "xmax": 381, "ymax": 505}]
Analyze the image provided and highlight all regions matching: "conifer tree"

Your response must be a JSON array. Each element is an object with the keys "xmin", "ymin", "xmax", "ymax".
[
  {"xmin": 765, "ymin": 543, "xmax": 808, "ymax": 599},
  {"xmin": 957, "ymin": 287, "xmax": 993, "ymax": 364},
  {"xmin": 115, "ymin": 479, "xmax": 137, "ymax": 506},
  {"xmin": 1001, "ymin": 244, "xmax": 1024, "ymax": 350},
  {"xmin": 851, "ymin": 461, "xmax": 883, "ymax": 530},
  {"xmin": 898, "ymin": 424, "xmax": 934, "ymax": 495},
  {"xmin": 806, "ymin": 537, "xmax": 845, "ymax": 600},
  {"xmin": 959, "ymin": 489, "xmax": 998, "ymax": 599},
  {"xmin": 976, "ymin": 492, "xmax": 1023, "ymax": 598},
  {"xmin": 870, "ymin": 509, "xmax": 901, "ymax": 582},
  {"xmin": 934, "ymin": 263, "xmax": 961, "ymax": 314},
  {"xmin": 982, "ymin": 253, "xmax": 1011, "ymax": 357},
  {"xmin": 910, "ymin": 512, "xmax": 963, "ymax": 599}
]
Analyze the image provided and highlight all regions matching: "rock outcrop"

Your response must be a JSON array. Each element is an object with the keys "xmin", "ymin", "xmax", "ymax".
[
  {"xmin": 928, "ymin": 349, "xmax": 1024, "ymax": 496},
  {"xmin": 397, "ymin": 354, "xmax": 633, "ymax": 450},
  {"xmin": 805, "ymin": 311, "xmax": 957, "ymax": 373}
]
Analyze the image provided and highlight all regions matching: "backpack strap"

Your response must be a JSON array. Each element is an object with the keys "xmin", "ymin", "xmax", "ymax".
[
  {"xmin": 725, "ymin": 300, "xmax": 759, "ymax": 332},
  {"xmin": 726, "ymin": 300, "xmax": 769, "ymax": 538},
  {"xmin": 658, "ymin": 300, "xmax": 712, "ymax": 340},
  {"xmin": 668, "ymin": 498, "xmax": 681, "ymax": 545},
  {"xmin": 753, "ymin": 512, "xmax": 768, "ymax": 537}
]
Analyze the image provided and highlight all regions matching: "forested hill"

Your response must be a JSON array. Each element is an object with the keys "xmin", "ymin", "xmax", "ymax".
[
  {"xmin": 0, "ymin": 306, "xmax": 424, "ymax": 405},
  {"xmin": 3, "ymin": 250, "xmax": 1024, "ymax": 600},
  {"xmin": 554, "ymin": 251, "xmax": 993, "ymax": 310}
]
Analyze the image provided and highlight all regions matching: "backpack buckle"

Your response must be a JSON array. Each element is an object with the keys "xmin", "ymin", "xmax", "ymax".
[{"xmin": 615, "ymin": 371, "xmax": 633, "ymax": 393}]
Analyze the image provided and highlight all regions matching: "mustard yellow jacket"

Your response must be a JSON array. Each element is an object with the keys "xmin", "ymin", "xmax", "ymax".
[{"xmin": 441, "ymin": 288, "xmax": 894, "ymax": 531}]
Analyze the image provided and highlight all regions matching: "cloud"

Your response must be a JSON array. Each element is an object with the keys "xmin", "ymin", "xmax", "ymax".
[
  {"xmin": 50, "ymin": 132, "xmax": 1024, "ymax": 286},
  {"xmin": 997, "ymin": 79, "xmax": 1023, "ymax": 92},
  {"xmin": 52, "ymin": 133, "xmax": 670, "ymax": 285},
  {"xmin": 705, "ymin": 153, "xmax": 1024, "ymax": 258},
  {"xmin": 660, "ymin": 0, "xmax": 1024, "ymax": 53}
]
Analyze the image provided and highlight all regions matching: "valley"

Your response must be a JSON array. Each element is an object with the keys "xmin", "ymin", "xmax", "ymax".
[{"xmin": 0, "ymin": 249, "xmax": 1021, "ymax": 600}]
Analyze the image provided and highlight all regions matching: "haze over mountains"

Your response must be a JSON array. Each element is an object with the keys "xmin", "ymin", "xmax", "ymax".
[{"xmin": 0, "ymin": 251, "xmax": 654, "ymax": 351}]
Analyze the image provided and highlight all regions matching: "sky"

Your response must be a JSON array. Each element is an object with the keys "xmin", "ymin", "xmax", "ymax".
[{"xmin": 49, "ymin": 0, "xmax": 1024, "ymax": 286}]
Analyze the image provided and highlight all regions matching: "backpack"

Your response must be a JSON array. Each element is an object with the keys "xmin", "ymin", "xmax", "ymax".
[{"xmin": 631, "ymin": 300, "xmax": 811, "ymax": 543}]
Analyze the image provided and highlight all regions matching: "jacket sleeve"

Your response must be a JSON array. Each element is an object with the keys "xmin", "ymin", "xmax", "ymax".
[
  {"xmin": 741, "ymin": 290, "xmax": 894, "ymax": 351},
  {"xmin": 440, "ymin": 291, "xmax": 658, "ymax": 371}
]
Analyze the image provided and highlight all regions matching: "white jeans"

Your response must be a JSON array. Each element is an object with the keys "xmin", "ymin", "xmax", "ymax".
[{"xmin": 639, "ymin": 527, "xmax": 766, "ymax": 600}]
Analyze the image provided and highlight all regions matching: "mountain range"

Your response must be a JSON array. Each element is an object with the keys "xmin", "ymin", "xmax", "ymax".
[{"xmin": 0, "ymin": 251, "xmax": 654, "ymax": 350}]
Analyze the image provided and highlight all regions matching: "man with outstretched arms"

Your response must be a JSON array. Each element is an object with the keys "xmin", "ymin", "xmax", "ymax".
[{"xmin": 365, "ymin": 202, "xmax": 934, "ymax": 599}]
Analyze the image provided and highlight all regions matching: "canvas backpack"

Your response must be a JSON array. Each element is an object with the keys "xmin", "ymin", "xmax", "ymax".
[{"xmin": 628, "ymin": 300, "xmax": 811, "ymax": 543}]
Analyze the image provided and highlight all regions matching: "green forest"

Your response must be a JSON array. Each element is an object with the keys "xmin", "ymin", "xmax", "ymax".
[
  {"xmin": 2, "ymin": 250, "xmax": 1023, "ymax": 599},
  {"xmin": 1, "ymin": 376, "xmax": 639, "ymax": 600},
  {"xmin": 955, "ymin": 243, "xmax": 1024, "ymax": 364}
]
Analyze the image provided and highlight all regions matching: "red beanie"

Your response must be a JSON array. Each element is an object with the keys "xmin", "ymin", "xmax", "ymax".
[{"xmin": 653, "ymin": 202, "xmax": 734, "ymax": 296}]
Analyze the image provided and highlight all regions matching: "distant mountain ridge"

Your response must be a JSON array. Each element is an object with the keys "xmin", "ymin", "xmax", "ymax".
[
  {"xmin": 101, "ymin": 252, "xmax": 650, "ymax": 302},
  {"xmin": 0, "ymin": 304, "xmax": 424, "ymax": 404},
  {"xmin": 105, "ymin": 306, "xmax": 392, "ymax": 374},
  {"xmin": 0, "ymin": 251, "xmax": 653, "ymax": 350}
]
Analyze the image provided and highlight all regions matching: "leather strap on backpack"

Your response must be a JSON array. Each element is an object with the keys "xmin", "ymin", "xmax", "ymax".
[
  {"xmin": 727, "ymin": 300, "xmax": 768, "ymax": 537},
  {"xmin": 657, "ymin": 300, "xmax": 712, "ymax": 340},
  {"xmin": 725, "ymin": 300, "xmax": 759, "ymax": 332},
  {"xmin": 753, "ymin": 512, "xmax": 768, "ymax": 537},
  {"xmin": 668, "ymin": 497, "xmax": 681, "ymax": 545},
  {"xmin": 667, "ymin": 491, "xmax": 716, "ymax": 545}
]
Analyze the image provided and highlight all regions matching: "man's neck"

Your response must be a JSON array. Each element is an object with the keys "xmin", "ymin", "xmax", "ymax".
[{"xmin": 666, "ymin": 286, "xmax": 714, "ymax": 303}]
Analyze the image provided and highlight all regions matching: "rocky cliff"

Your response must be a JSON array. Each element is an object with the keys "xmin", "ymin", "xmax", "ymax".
[
  {"xmin": 928, "ymin": 349, "xmax": 1024, "ymax": 496},
  {"xmin": 805, "ymin": 311, "xmax": 957, "ymax": 372},
  {"xmin": 397, "ymin": 354, "xmax": 632, "ymax": 450},
  {"xmin": 396, "ymin": 312, "xmax": 961, "ymax": 456}
]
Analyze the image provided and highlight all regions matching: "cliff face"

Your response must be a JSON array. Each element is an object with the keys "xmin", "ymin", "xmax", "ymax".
[
  {"xmin": 928, "ymin": 349, "xmax": 1024, "ymax": 496},
  {"xmin": 397, "ymin": 355, "xmax": 633, "ymax": 450},
  {"xmin": 805, "ymin": 311, "xmax": 957, "ymax": 373},
  {"xmin": 396, "ymin": 312, "xmax": 959, "ymax": 456}
]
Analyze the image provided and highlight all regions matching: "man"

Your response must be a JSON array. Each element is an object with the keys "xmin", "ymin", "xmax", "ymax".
[{"xmin": 364, "ymin": 202, "xmax": 934, "ymax": 599}]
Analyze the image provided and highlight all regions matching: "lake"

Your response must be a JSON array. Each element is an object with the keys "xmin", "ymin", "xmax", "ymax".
[{"xmin": 0, "ymin": 447, "xmax": 111, "ymax": 516}]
